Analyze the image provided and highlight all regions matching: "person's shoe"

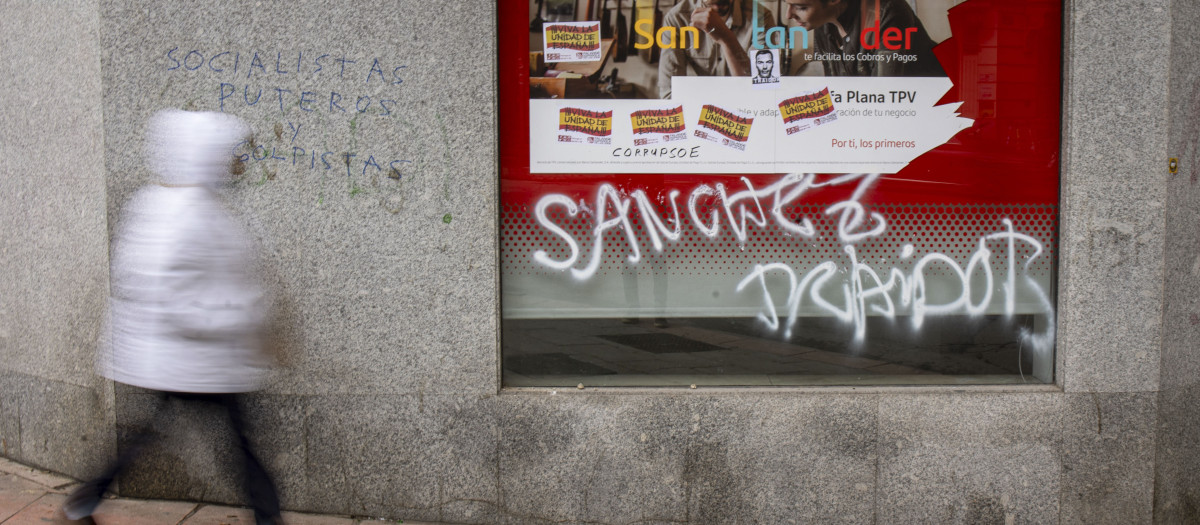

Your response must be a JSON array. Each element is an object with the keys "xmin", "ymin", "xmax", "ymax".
[
  {"xmin": 653, "ymin": 317, "xmax": 669, "ymax": 328},
  {"xmin": 60, "ymin": 485, "xmax": 101, "ymax": 522},
  {"xmin": 56, "ymin": 505, "xmax": 97, "ymax": 524}
]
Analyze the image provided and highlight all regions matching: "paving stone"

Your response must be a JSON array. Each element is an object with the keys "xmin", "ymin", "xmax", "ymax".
[
  {"xmin": 87, "ymin": 497, "xmax": 198, "ymax": 525},
  {"xmin": 796, "ymin": 349, "xmax": 889, "ymax": 369},
  {"xmin": 279, "ymin": 510, "xmax": 361, "ymax": 525},
  {"xmin": 865, "ymin": 363, "xmax": 932, "ymax": 375},
  {"xmin": 0, "ymin": 468, "xmax": 433, "ymax": 524},
  {"xmin": 720, "ymin": 336, "xmax": 817, "ymax": 356},
  {"xmin": 0, "ymin": 473, "xmax": 46, "ymax": 522},
  {"xmin": 4, "ymin": 493, "xmax": 65, "ymax": 525},
  {"xmin": 182, "ymin": 504, "xmax": 356, "ymax": 525},
  {"xmin": 0, "ymin": 457, "xmax": 77, "ymax": 492},
  {"xmin": 666, "ymin": 326, "xmax": 749, "ymax": 345}
]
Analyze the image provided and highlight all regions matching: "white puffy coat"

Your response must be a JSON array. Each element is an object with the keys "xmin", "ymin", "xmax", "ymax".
[{"xmin": 98, "ymin": 110, "xmax": 270, "ymax": 393}]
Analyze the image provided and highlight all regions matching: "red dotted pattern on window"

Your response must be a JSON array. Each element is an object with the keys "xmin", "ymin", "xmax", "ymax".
[{"xmin": 500, "ymin": 203, "xmax": 1057, "ymax": 278}]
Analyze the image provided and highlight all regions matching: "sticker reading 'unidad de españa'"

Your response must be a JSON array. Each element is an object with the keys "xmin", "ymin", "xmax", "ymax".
[
  {"xmin": 631, "ymin": 106, "xmax": 687, "ymax": 146},
  {"xmin": 695, "ymin": 105, "xmax": 753, "ymax": 151},
  {"xmin": 543, "ymin": 22, "xmax": 601, "ymax": 62},
  {"xmin": 779, "ymin": 88, "xmax": 838, "ymax": 135},
  {"xmin": 558, "ymin": 107, "xmax": 613, "ymax": 145}
]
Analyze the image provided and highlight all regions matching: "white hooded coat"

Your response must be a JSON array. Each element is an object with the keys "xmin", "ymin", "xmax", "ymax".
[{"xmin": 98, "ymin": 110, "xmax": 271, "ymax": 393}]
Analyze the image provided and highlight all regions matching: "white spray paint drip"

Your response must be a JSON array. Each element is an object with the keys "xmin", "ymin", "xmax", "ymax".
[
  {"xmin": 631, "ymin": 189, "xmax": 683, "ymax": 251},
  {"xmin": 572, "ymin": 184, "xmax": 639, "ymax": 280},
  {"xmin": 534, "ymin": 173, "xmax": 884, "ymax": 273},
  {"xmin": 532, "ymin": 195, "xmax": 579, "ymax": 271},
  {"xmin": 734, "ymin": 219, "xmax": 1053, "ymax": 352},
  {"xmin": 823, "ymin": 173, "xmax": 887, "ymax": 243},
  {"xmin": 528, "ymin": 174, "xmax": 1055, "ymax": 353},
  {"xmin": 769, "ymin": 173, "xmax": 818, "ymax": 236},
  {"xmin": 687, "ymin": 184, "xmax": 721, "ymax": 238},
  {"xmin": 715, "ymin": 178, "xmax": 769, "ymax": 244}
]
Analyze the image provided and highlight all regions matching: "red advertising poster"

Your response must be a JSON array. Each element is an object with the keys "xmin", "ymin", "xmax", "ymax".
[{"xmin": 500, "ymin": 0, "xmax": 1062, "ymax": 385}]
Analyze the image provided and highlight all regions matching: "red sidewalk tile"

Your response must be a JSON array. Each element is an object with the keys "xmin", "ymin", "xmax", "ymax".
[
  {"xmin": 3, "ymin": 493, "xmax": 64, "ymax": 525},
  {"xmin": 0, "ymin": 459, "xmax": 428, "ymax": 525},
  {"xmin": 3, "ymin": 492, "xmax": 197, "ymax": 525},
  {"xmin": 180, "ymin": 505, "xmax": 256, "ymax": 525},
  {"xmin": 0, "ymin": 474, "xmax": 47, "ymax": 523},
  {"xmin": 181, "ymin": 504, "xmax": 357, "ymax": 525},
  {"xmin": 91, "ymin": 496, "xmax": 198, "ymax": 525},
  {"xmin": 279, "ymin": 510, "xmax": 359, "ymax": 525},
  {"xmin": 0, "ymin": 458, "xmax": 76, "ymax": 493}
]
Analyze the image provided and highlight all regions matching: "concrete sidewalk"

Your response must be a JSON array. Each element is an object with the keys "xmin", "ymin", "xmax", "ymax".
[{"xmin": 0, "ymin": 457, "xmax": 436, "ymax": 525}]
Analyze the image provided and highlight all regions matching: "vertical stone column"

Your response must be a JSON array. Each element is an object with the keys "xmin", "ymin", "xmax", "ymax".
[
  {"xmin": 1154, "ymin": 0, "xmax": 1200, "ymax": 521},
  {"xmin": 0, "ymin": 0, "xmax": 114, "ymax": 479}
]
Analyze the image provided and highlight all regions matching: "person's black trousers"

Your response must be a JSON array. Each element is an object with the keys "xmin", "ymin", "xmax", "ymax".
[{"xmin": 65, "ymin": 391, "xmax": 280, "ymax": 524}]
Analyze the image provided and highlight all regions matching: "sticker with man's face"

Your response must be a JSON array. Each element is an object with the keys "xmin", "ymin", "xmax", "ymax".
[{"xmin": 750, "ymin": 48, "xmax": 781, "ymax": 89}]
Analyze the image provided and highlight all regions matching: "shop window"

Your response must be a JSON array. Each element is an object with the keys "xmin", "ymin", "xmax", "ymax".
[{"xmin": 499, "ymin": 0, "xmax": 1062, "ymax": 387}]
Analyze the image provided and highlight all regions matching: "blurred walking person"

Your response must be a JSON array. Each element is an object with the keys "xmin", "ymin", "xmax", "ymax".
[{"xmin": 62, "ymin": 110, "xmax": 282, "ymax": 525}]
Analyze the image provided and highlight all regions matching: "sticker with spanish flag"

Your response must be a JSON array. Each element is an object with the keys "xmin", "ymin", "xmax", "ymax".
[
  {"xmin": 630, "ymin": 106, "xmax": 687, "ymax": 146},
  {"xmin": 557, "ymin": 107, "xmax": 612, "ymax": 145},
  {"xmin": 694, "ymin": 104, "xmax": 753, "ymax": 151},
  {"xmin": 542, "ymin": 22, "xmax": 601, "ymax": 62},
  {"xmin": 778, "ymin": 88, "xmax": 839, "ymax": 135}
]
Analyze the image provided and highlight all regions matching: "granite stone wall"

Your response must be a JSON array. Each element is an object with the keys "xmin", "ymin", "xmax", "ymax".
[
  {"xmin": 0, "ymin": 0, "xmax": 114, "ymax": 480},
  {"xmin": 1, "ymin": 0, "xmax": 1197, "ymax": 523},
  {"xmin": 1155, "ymin": 0, "xmax": 1200, "ymax": 521}
]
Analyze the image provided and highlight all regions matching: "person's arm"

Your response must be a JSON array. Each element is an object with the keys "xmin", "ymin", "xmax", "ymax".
[
  {"xmin": 750, "ymin": 5, "xmax": 772, "ymax": 50},
  {"xmin": 690, "ymin": 6, "xmax": 751, "ymax": 76},
  {"xmin": 657, "ymin": 7, "xmax": 691, "ymax": 97},
  {"xmin": 873, "ymin": 0, "xmax": 942, "ymax": 77},
  {"xmin": 872, "ymin": 7, "xmax": 911, "ymax": 77}
]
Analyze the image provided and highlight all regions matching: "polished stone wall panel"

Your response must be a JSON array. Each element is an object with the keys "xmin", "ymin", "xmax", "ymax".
[{"xmin": 0, "ymin": 0, "xmax": 112, "ymax": 479}]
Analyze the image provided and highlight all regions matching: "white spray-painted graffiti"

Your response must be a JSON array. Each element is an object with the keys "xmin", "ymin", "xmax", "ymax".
[{"xmin": 529, "ymin": 173, "xmax": 1055, "ymax": 355}]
